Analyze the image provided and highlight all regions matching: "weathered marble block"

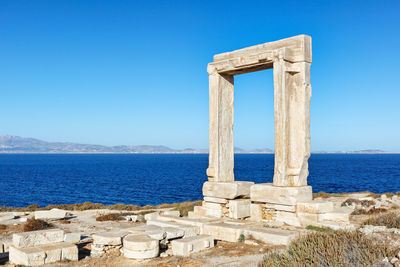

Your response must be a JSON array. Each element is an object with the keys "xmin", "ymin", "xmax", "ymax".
[
  {"xmin": 122, "ymin": 234, "xmax": 159, "ymax": 259},
  {"xmin": 203, "ymin": 181, "xmax": 254, "ymax": 199},
  {"xmin": 13, "ymin": 229, "xmax": 64, "ymax": 248},
  {"xmin": 228, "ymin": 199, "xmax": 250, "ymax": 219},
  {"xmin": 171, "ymin": 235, "xmax": 214, "ymax": 256},
  {"xmin": 250, "ymin": 183, "xmax": 312, "ymax": 205},
  {"xmin": 296, "ymin": 201, "xmax": 334, "ymax": 214},
  {"xmin": 204, "ymin": 196, "xmax": 228, "ymax": 204},
  {"xmin": 34, "ymin": 209, "xmax": 66, "ymax": 220},
  {"xmin": 64, "ymin": 233, "xmax": 81, "ymax": 243},
  {"xmin": 203, "ymin": 223, "xmax": 245, "ymax": 242},
  {"xmin": 9, "ymin": 242, "xmax": 77, "ymax": 266}
]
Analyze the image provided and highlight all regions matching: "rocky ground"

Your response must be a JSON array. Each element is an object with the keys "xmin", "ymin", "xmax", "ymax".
[{"xmin": 1, "ymin": 192, "xmax": 400, "ymax": 266}]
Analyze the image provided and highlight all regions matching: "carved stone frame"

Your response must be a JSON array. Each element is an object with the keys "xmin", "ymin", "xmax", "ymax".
[{"xmin": 206, "ymin": 35, "xmax": 312, "ymax": 187}]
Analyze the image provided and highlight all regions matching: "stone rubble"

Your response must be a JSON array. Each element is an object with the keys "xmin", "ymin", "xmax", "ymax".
[{"xmin": 8, "ymin": 229, "xmax": 78, "ymax": 266}]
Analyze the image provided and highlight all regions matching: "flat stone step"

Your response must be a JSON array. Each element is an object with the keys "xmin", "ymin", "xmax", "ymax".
[
  {"xmin": 92, "ymin": 230, "xmax": 130, "ymax": 245},
  {"xmin": 243, "ymin": 227, "xmax": 298, "ymax": 246},
  {"xmin": 171, "ymin": 235, "xmax": 214, "ymax": 256},
  {"xmin": 9, "ymin": 242, "xmax": 78, "ymax": 266},
  {"xmin": 203, "ymin": 223, "xmax": 299, "ymax": 246},
  {"xmin": 203, "ymin": 223, "xmax": 246, "ymax": 242},
  {"xmin": 146, "ymin": 220, "xmax": 199, "ymax": 237},
  {"xmin": 156, "ymin": 215, "xmax": 219, "ymax": 232},
  {"xmin": 126, "ymin": 225, "xmax": 166, "ymax": 240}
]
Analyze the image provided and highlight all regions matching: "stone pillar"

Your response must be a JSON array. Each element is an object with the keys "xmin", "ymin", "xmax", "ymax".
[
  {"xmin": 206, "ymin": 70, "xmax": 234, "ymax": 182},
  {"xmin": 273, "ymin": 57, "xmax": 311, "ymax": 187}
]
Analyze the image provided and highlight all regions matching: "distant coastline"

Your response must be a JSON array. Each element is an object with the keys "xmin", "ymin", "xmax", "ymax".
[{"xmin": 0, "ymin": 135, "xmax": 398, "ymax": 154}]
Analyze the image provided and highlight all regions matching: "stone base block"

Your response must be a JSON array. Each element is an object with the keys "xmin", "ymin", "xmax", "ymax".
[
  {"xmin": 34, "ymin": 209, "xmax": 67, "ymax": 220},
  {"xmin": 126, "ymin": 225, "xmax": 166, "ymax": 240},
  {"xmin": 123, "ymin": 234, "xmax": 159, "ymax": 251},
  {"xmin": 13, "ymin": 229, "xmax": 65, "ymax": 248},
  {"xmin": 64, "ymin": 233, "xmax": 81, "ymax": 243},
  {"xmin": 250, "ymin": 203, "xmax": 263, "ymax": 221},
  {"xmin": 296, "ymin": 201, "xmax": 334, "ymax": 214},
  {"xmin": 297, "ymin": 212, "xmax": 319, "ymax": 226},
  {"xmin": 193, "ymin": 206, "xmax": 222, "ymax": 218},
  {"xmin": 171, "ymin": 235, "xmax": 214, "ymax": 256},
  {"xmin": 276, "ymin": 211, "xmax": 301, "ymax": 227},
  {"xmin": 228, "ymin": 199, "xmax": 250, "ymax": 219},
  {"xmin": 244, "ymin": 228, "xmax": 298, "ymax": 246},
  {"xmin": 155, "ymin": 215, "xmax": 217, "ymax": 232},
  {"xmin": 122, "ymin": 247, "xmax": 159, "ymax": 259},
  {"xmin": 9, "ymin": 242, "xmax": 78, "ymax": 266},
  {"xmin": 92, "ymin": 231, "xmax": 127, "ymax": 246},
  {"xmin": 203, "ymin": 223, "xmax": 245, "ymax": 242},
  {"xmin": 163, "ymin": 227, "xmax": 185, "ymax": 239},
  {"xmin": 250, "ymin": 183, "xmax": 312, "ymax": 205},
  {"xmin": 203, "ymin": 181, "xmax": 254, "ymax": 199}
]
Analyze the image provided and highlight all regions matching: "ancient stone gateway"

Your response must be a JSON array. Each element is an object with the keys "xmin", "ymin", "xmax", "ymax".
[{"xmin": 194, "ymin": 35, "xmax": 319, "ymax": 223}]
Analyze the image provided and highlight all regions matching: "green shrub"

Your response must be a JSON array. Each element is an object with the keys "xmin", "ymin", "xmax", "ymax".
[
  {"xmin": 305, "ymin": 225, "xmax": 333, "ymax": 232},
  {"xmin": 238, "ymin": 234, "xmax": 245, "ymax": 242}
]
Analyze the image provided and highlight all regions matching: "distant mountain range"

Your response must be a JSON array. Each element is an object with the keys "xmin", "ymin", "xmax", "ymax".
[
  {"xmin": 0, "ymin": 135, "xmax": 272, "ymax": 154},
  {"xmin": 0, "ymin": 135, "xmax": 393, "ymax": 154}
]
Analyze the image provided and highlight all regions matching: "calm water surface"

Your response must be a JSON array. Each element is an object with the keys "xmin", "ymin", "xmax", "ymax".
[{"xmin": 0, "ymin": 153, "xmax": 399, "ymax": 207}]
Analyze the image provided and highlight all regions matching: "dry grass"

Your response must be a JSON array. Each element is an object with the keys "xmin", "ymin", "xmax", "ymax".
[
  {"xmin": 369, "ymin": 192, "xmax": 400, "ymax": 199},
  {"xmin": 23, "ymin": 218, "xmax": 51, "ymax": 232},
  {"xmin": 312, "ymin": 191, "xmax": 347, "ymax": 198},
  {"xmin": 96, "ymin": 213, "xmax": 124, "ymax": 221},
  {"xmin": 0, "ymin": 200, "xmax": 202, "ymax": 215},
  {"xmin": 362, "ymin": 212, "xmax": 400, "ymax": 229},
  {"xmin": 262, "ymin": 231, "xmax": 395, "ymax": 267},
  {"xmin": 352, "ymin": 207, "xmax": 387, "ymax": 215},
  {"xmin": 305, "ymin": 225, "xmax": 334, "ymax": 232}
]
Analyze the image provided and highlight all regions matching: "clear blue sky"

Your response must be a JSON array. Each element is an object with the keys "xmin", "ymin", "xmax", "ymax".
[{"xmin": 1, "ymin": 0, "xmax": 399, "ymax": 151}]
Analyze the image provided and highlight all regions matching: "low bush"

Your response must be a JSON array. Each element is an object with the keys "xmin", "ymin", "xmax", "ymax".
[
  {"xmin": 262, "ymin": 231, "xmax": 395, "ymax": 267},
  {"xmin": 23, "ymin": 218, "xmax": 51, "ymax": 232},
  {"xmin": 96, "ymin": 214, "xmax": 124, "ymax": 221},
  {"xmin": 312, "ymin": 191, "xmax": 346, "ymax": 199},
  {"xmin": 342, "ymin": 198, "xmax": 375, "ymax": 207},
  {"xmin": 362, "ymin": 212, "xmax": 400, "ymax": 229},
  {"xmin": 352, "ymin": 207, "xmax": 387, "ymax": 215}
]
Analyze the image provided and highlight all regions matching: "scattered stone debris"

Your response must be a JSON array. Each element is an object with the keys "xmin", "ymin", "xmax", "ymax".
[{"xmin": 9, "ymin": 229, "xmax": 78, "ymax": 266}]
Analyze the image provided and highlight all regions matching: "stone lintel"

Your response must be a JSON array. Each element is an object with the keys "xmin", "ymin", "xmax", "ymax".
[
  {"xmin": 250, "ymin": 183, "xmax": 312, "ymax": 206},
  {"xmin": 213, "ymin": 35, "xmax": 311, "ymax": 64},
  {"xmin": 203, "ymin": 181, "xmax": 254, "ymax": 199}
]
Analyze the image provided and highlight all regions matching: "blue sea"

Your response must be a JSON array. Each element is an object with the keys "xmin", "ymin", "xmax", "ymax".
[{"xmin": 0, "ymin": 154, "xmax": 399, "ymax": 208}]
